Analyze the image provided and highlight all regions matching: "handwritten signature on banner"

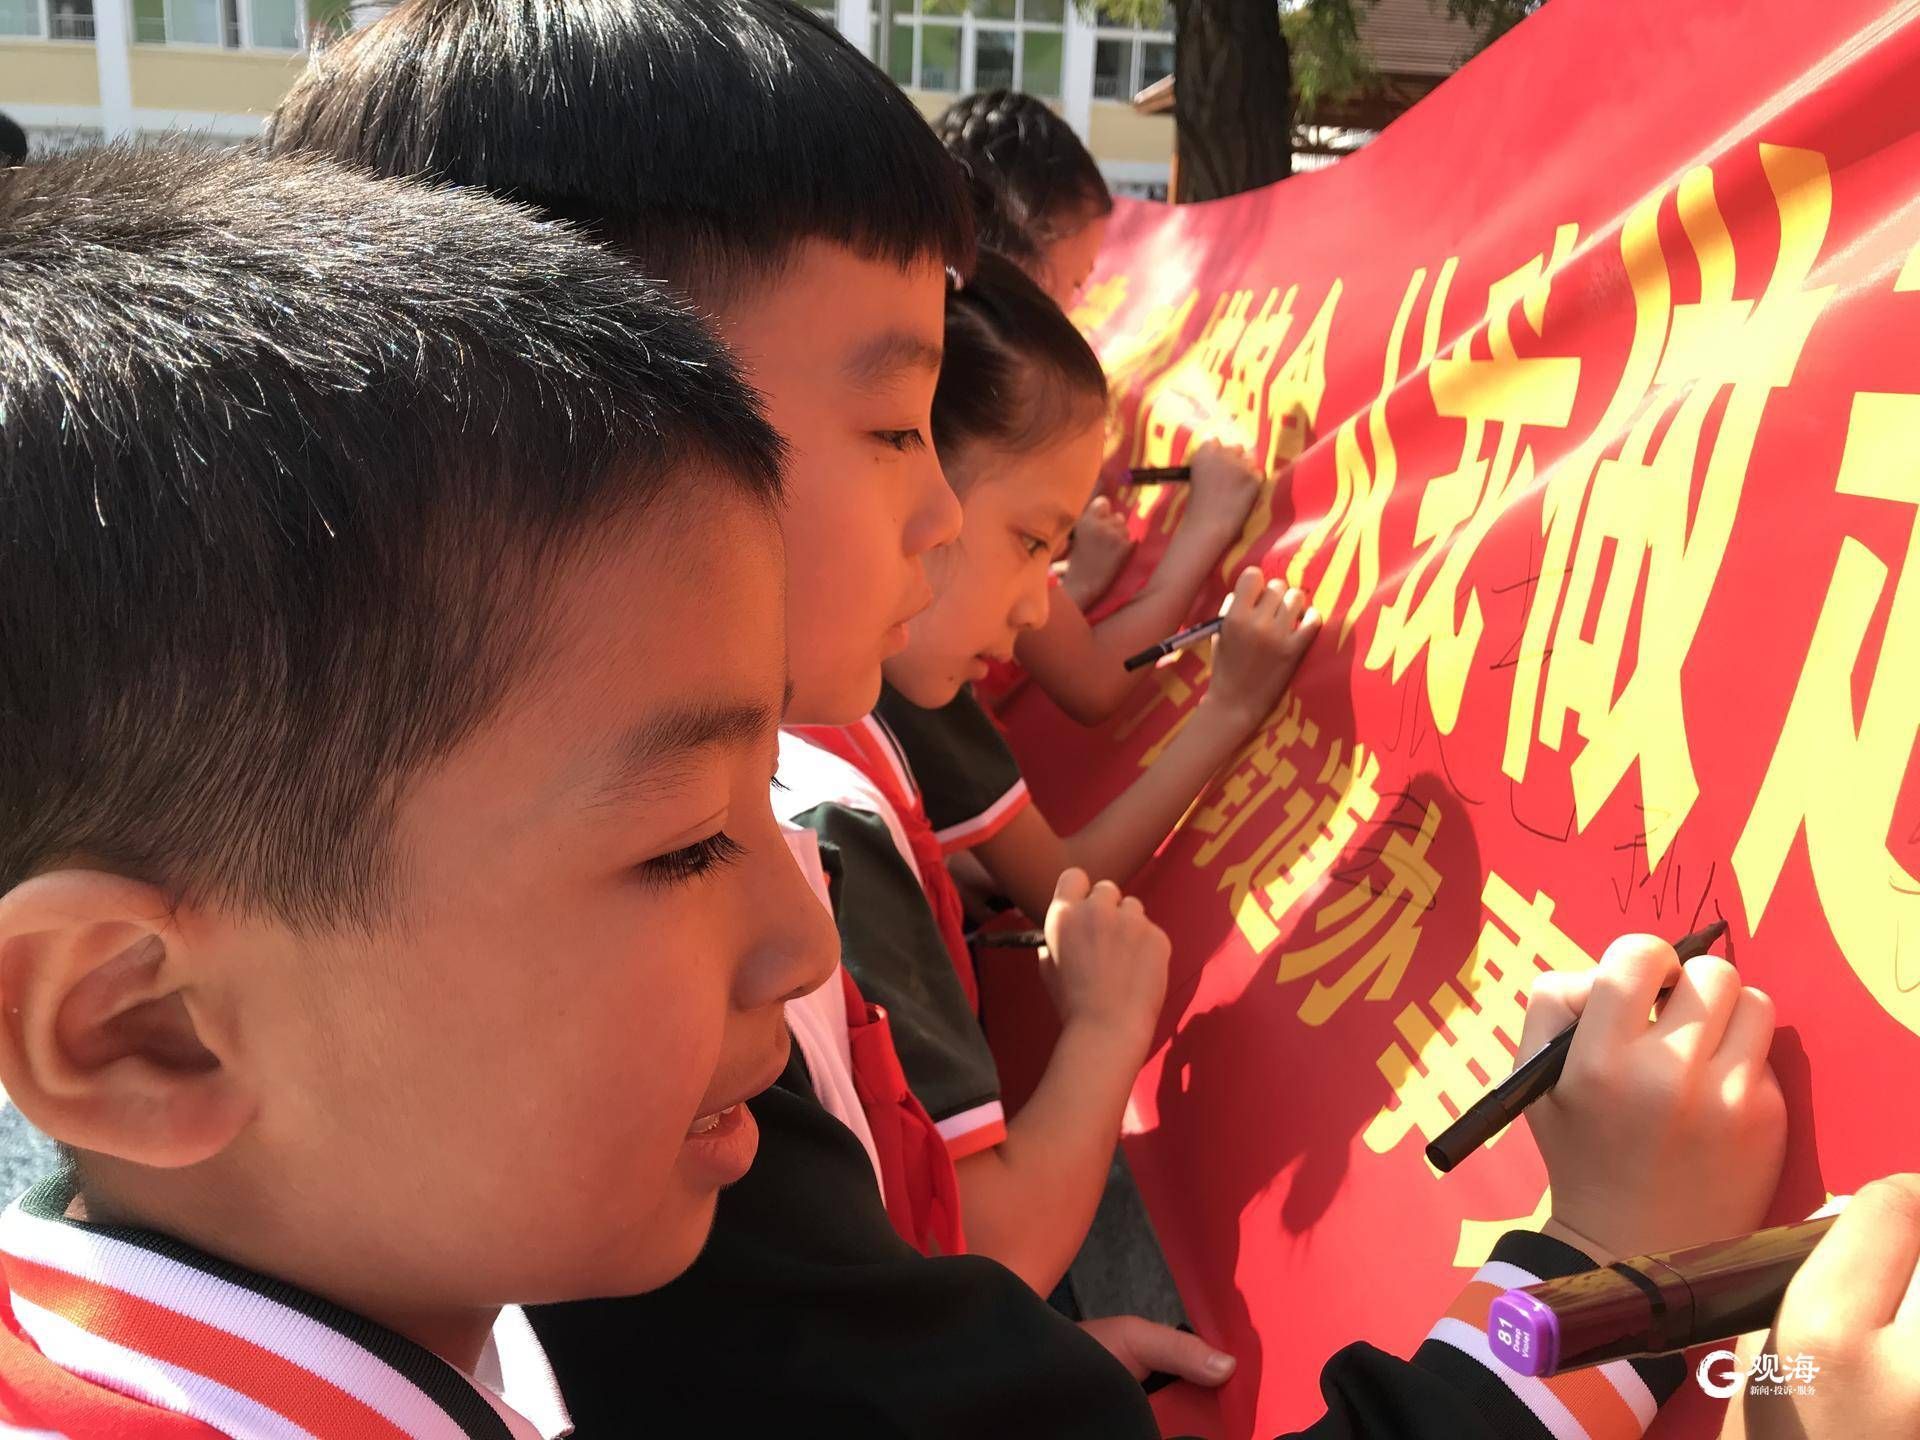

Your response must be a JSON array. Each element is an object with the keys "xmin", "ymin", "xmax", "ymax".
[{"xmin": 1082, "ymin": 141, "xmax": 1920, "ymax": 1142}]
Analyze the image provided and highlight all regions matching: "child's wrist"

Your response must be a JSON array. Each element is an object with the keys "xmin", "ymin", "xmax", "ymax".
[
  {"xmin": 1194, "ymin": 691, "xmax": 1264, "ymax": 739},
  {"xmin": 1059, "ymin": 1009, "xmax": 1157, "ymax": 1060},
  {"xmin": 1541, "ymin": 1214, "xmax": 1619, "ymax": 1267},
  {"xmin": 1185, "ymin": 512, "xmax": 1246, "ymax": 548}
]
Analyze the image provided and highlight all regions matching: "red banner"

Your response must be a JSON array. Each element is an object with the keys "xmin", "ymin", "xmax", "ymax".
[{"xmin": 992, "ymin": 1, "xmax": 1920, "ymax": 1435}]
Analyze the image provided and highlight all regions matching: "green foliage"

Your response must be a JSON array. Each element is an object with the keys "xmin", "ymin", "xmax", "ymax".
[
  {"xmin": 306, "ymin": 0, "xmax": 353, "ymax": 40},
  {"xmin": 1443, "ymin": 0, "xmax": 1546, "ymax": 49},
  {"xmin": 1285, "ymin": 2, "xmax": 1373, "ymax": 112}
]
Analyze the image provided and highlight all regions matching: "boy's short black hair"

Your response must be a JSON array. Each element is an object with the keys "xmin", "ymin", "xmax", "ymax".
[
  {"xmin": 935, "ymin": 90, "xmax": 1112, "ymax": 252},
  {"xmin": 268, "ymin": 0, "xmax": 975, "ymax": 299},
  {"xmin": 0, "ymin": 145, "xmax": 783, "ymax": 932}
]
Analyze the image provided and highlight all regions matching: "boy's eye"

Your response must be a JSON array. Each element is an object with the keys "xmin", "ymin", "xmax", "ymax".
[
  {"xmin": 1021, "ymin": 533, "xmax": 1051, "ymax": 558},
  {"xmin": 637, "ymin": 832, "xmax": 746, "ymax": 887},
  {"xmin": 874, "ymin": 428, "xmax": 927, "ymax": 453}
]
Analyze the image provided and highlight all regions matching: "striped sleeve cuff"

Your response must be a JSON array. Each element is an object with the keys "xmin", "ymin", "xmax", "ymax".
[
  {"xmin": 932, "ymin": 781, "xmax": 1032, "ymax": 855},
  {"xmin": 934, "ymin": 1100, "xmax": 1008, "ymax": 1160},
  {"xmin": 1414, "ymin": 1231, "xmax": 1685, "ymax": 1440}
]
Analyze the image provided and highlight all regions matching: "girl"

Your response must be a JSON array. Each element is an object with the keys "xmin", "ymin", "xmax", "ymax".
[{"xmin": 939, "ymin": 88, "xmax": 1284, "ymax": 727}]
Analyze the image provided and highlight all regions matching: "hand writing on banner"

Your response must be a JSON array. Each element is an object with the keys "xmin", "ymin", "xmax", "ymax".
[
  {"xmin": 1506, "ymin": 145, "xmax": 1836, "ymax": 866},
  {"xmin": 1287, "ymin": 261, "xmax": 1454, "ymax": 644},
  {"xmin": 1734, "ymin": 387, "xmax": 1920, "ymax": 1038},
  {"xmin": 1364, "ymin": 874, "xmax": 1594, "ymax": 1159},
  {"xmin": 1366, "ymin": 224, "xmax": 1584, "ymax": 734},
  {"xmin": 1124, "ymin": 282, "xmax": 1339, "ymax": 554}
]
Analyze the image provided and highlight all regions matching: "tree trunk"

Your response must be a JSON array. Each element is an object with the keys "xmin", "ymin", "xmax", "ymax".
[{"xmin": 1171, "ymin": 0, "xmax": 1294, "ymax": 202}]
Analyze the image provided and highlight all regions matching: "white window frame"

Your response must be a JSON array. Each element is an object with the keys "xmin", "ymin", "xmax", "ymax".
[
  {"xmin": 1090, "ymin": 3, "xmax": 1173, "ymax": 104},
  {"xmin": 888, "ymin": 0, "xmax": 1069, "ymax": 99},
  {"xmin": 130, "ymin": 0, "xmax": 310, "ymax": 52},
  {"xmin": 2, "ymin": 0, "xmax": 97, "ymax": 42}
]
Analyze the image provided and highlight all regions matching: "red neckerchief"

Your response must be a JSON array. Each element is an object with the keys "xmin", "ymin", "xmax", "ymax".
[{"xmin": 839, "ymin": 969, "xmax": 967, "ymax": 1257}]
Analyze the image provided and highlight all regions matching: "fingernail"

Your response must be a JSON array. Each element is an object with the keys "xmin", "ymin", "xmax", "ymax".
[
  {"xmin": 1303, "ymin": 607, "xmax": 1320, "ymax": 625},
  {"xmin": 1206, "ymin": 1352, "xmax": 1237, "ymax": 1377}
]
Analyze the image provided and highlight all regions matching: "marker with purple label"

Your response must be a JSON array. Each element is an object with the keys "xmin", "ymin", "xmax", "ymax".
[{"xmin": 1485, "ymin": 1214, "xmax": 1840, "ymax": 1377}]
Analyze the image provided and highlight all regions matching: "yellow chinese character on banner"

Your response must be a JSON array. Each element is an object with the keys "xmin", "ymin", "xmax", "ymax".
[
  {"xmin": 1213, "ymin": 284, "xmax": 1342, "ymax": 578},
  {"xmin": 1098, "ymin": 290, "xmax": 1200, "ymax": 472},
  {"xmin": 1506, "ymin": 146, "xmax": 1836, "ymax": 865},
  {"xmin": 1734, "ymin": 389, "xmax": 1920, "ymax": 1039},
  {"xmin": 1213, "ymin": 735, "xmax": 1384, "ymax": 955},
  {"xmin": 1123, "ymin": 289, "xmax": 1255, "ymax": 537},
  {"xmin": 1070, "ymin": 274, "xmax": 1130, "ymax": 334},
  {"xmin": 1365, "ymin": 225, "xmax": 1583, "ymax": 734},
  {"xmin": 1364, "ymin": 874, "xmax": 1594, "ymax": 1158},
  {"xmin": 1274, "ymin": 799, "xmax": 1442, "ymax": 1026},
  {"xmin": 1189, "ymin": 696, "xmax": 1315, "ymax": 866},
  {"xmin": 1288, "ymin": 262, "xmax": 1456, "ymax": 643},
  {"xmin": 1113, "ymin": 642, "xmax": 1215, "ymax": 768}
]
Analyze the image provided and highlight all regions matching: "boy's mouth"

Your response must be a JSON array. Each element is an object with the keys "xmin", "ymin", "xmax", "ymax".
[
  {"xmin": 687, "ymin": 1033, "xmax": 792, "ymax": 1138},
  {"xmin": 687, "ymin": 1105, "xmax": 738, "ymax": 1136}
]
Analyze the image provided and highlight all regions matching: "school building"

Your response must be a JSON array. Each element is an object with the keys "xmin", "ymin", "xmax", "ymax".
[{"xmin": 0, "ymin": 0, "xmax": 1182, "ymax": 194}]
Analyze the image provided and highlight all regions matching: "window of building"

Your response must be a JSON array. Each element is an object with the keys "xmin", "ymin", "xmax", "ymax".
[
  {"xmin": 889, "ymin": 0, "xmax": 1067, "ymax": 98},
  {"xmin": 47, "ymin": 0, "xmax": 91, "ymax": 37},
  {"xmin": 1091, "ymin": 1, "xmax": 1172, "ymax": 102},
  {"xmin": 125, "ymin": 0, "xmax": 304, "ymax": 48},
  {"xmin": 0, "ymin": 0, "xmax": 42, "ymax": 35},
  {"xmin": 0, "ymin": 0, "xmax": 96, "ymax": 39}
]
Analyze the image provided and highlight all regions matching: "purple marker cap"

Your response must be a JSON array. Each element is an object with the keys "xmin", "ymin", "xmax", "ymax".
[{"xmin": 1487, "ymin": 1290, "xmax": 1559, "ymax": 1377}]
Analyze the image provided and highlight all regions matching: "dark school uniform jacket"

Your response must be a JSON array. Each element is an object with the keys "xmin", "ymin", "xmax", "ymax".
[
  {"xmin": 779, "ymin": 719, "xmax": 1010, "ymax": 1161},
  {"xmin": 872, "ymin": 682, "xmax": 1032, "ymax": 855}
]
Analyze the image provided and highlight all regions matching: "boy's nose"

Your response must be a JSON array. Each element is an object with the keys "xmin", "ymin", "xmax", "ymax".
[
  {"xmin": 1011, "ymin": 576, "xmax": 1052, "ymax": 633},
  {"xmin": 908, "ymin": 453, "xmax": 963, "ymax": 554},
  {"xmin": 753, "ymin": 828, "xmax": 842, "ymax": 1007}
]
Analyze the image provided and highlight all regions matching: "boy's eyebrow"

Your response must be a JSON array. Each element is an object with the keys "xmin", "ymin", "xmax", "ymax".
[
  {"xmin": 589, "ymin": 693, "xmax": 785, "ymax": 805},
  {"xmin": 843, "ymin": 330, "xmax": 944, "ymax": 392}
]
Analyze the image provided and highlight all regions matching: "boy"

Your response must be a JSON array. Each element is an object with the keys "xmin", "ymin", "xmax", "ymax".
[{"xmin": 0, "ymin": 145, "xmax": 839, "ymax": 1435}]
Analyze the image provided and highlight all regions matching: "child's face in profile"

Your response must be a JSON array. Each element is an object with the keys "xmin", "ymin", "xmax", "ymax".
[
  {"xmin": 885, "ymin": 415, "xmax": 1104, "ymax": 709},
  {"xmin": 710, "ymin": 242, "xmax": 963, "ymax": 727},
  {"xmin": 155, "ymin": 489, "xmax": 837, "ymax": 1354},
  {"xmin": 1037, "ymin": 210, "xmax": 1110, "ymax": 310}
]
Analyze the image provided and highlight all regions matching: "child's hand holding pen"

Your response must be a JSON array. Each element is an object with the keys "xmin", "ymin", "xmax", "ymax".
[
  {"xmin": 1182, "ymin": 439, "xmax": 1265, "ymax": 544},
  {"xmin": 1521, "ymin": 936, "xmax": 1787, "ymax": 1264},
  {"xmin": 1193, "ymin": 567, "xmax": 1321, "ymax": 735}
]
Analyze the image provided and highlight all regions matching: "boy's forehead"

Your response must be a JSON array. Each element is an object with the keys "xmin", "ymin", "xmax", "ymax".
[
  {"xmin": 515, "ymin": 497, "xmax": 788, "ymax": 789},
  {"xmin": 724, "ymin": 240, "xmax": 946, "ymax": 356}
]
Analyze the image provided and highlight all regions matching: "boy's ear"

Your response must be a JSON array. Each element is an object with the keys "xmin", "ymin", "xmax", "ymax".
[{"xmin": 0, "ymin": 870, "xmax": 255, "ymax": 1168}]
